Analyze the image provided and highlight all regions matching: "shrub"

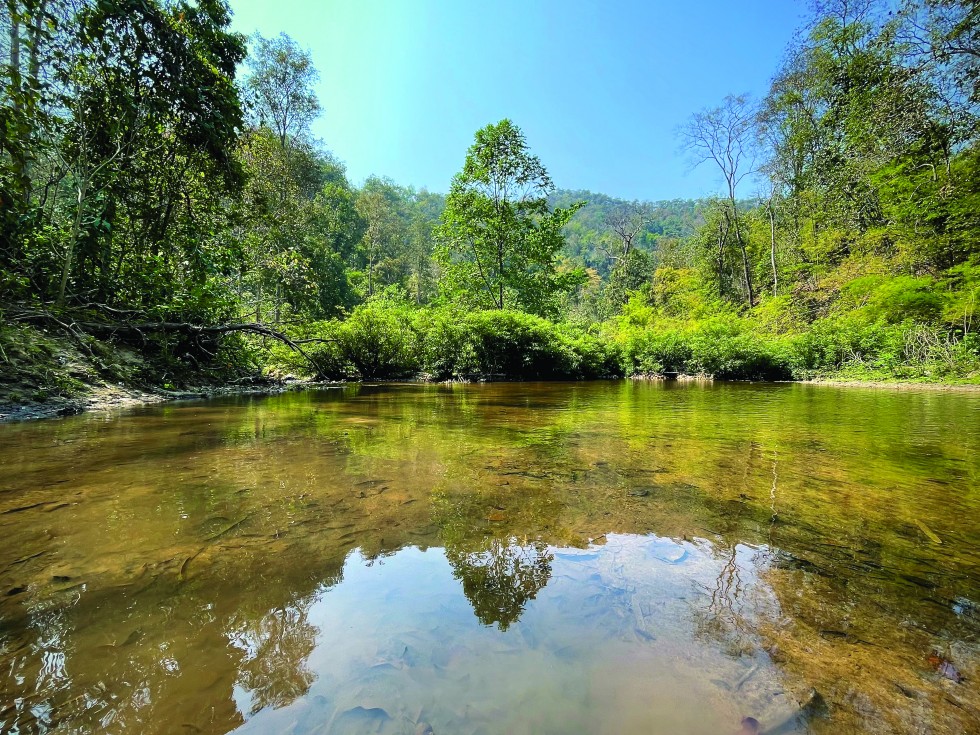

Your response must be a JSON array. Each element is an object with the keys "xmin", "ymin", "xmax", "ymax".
[
  {"xmin": 453, "ymin": 310, "xmax": 574, "ymax": 379},
  {"xmin": 618, "ymin": 328, "xmax": 691, "ymax": 375},
  {"xmin": 410, "ymin": 308, "xmax": 628, "ymax": 380},
  {"xmin": 687, "ymin": 320, "xmax": 793, "ymax": 380},
  {"xmin": 558, "ymin": 327, "xmax": 622, "ymax": 378},
  {"xmin": 335, "ymin": 300, "xmax": 419, "ymax": 379}
]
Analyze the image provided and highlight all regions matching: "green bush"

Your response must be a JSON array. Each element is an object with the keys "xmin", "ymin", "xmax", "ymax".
[
  {"xmin": 618, "ymin": 329, "xmax": 691, "ymax": 375},
  {"xmin": 684, "ymin": 318, "xmax": 792, "ymax": 380},
  {"xmin": 456, "ymin": 310, "xmax": 570, "ymax": 378},
  {"xmin": 263, "ymin": 297, "xmax": 978, "ymax": 384},
  {"xmin": 843, "ymin": 275, "xmax": 945, "ymax": 323},
  {"xmin": 558, "ymin": 326, "xmax": 622, "ymax": 379},
  {"xmin": 614, "ymin": 316, "xmax": 793, "ymax": 380},
  {"xmin": 335, "ymin": 300, "xmax": 420, "ymax": 379}
]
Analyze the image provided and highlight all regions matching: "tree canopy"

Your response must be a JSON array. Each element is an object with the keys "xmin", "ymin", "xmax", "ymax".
[
  {"xmin": 435, "ymin": 119, "xmax": 584, "ymax": 316},
  {"xmin": 1, "ymin": 0, "xmax": 979, "ymax": 388}
]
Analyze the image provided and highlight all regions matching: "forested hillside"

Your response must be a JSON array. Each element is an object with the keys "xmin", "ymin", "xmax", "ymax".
[{"xmin": 2, "ymin": 0, "xmax": 979, "ymax": 404}]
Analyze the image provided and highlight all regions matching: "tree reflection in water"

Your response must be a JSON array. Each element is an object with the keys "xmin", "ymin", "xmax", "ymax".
[
  {"xmin": 445, "ymin": 538, "xmax": 553, "ymax": 630},
  {"xmin": 229, "ymin": 596, "xmax": 319, "ymax": 714}
]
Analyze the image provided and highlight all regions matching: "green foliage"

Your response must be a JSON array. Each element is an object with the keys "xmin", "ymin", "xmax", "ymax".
[
  {"xmin": 235, "ymin": 128, "xmax": 364, "ymax": 320},
  {"xmin": 550, "ymin": 191, "xmax": 703, "ymax": 276},
  {"xmin": 335, "ymin": 299, "xmax": 419, "ymax": 379},
  {"xmin": 614, "ymin": 316, "xmax": 793, "ymax": 381},
  {"xmin": 417, "ymin": 309, "xmax": 619, "ymax": 381},
  {"xmin": 245, "ymin": 32, "xmax": 320, "ymax": 147},
  {"xmin": 436, "ymin": 119, "xmax": 585, "ymax": 316},
  {"xmin": 2, "ymin": 0, "xmax": 248, "ymax": 314},
  {"xmin": 618, "ymin": 329, "xmax": 692, "ymax": 375},
  {"xmin": 271, "ymin": 305, "xmax": 621, "ymax": 382},
  {"xmin": 843, "ymin": 275, "xmax": 945, "ymax": 323},
  {"xmin": 785, "ymin": 315, "xmax": 980, "ymax": 380},
  {"xmin": 943, "ymin": 258, "xmax": 980, "ymax": 330},
  {"xmin": 4, "ymin": 0, "xmax": 980, "ymax": 392}
]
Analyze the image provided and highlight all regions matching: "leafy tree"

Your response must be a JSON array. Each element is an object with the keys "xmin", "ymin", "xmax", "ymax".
[
  {"xmin": 244, "ymin": 32, "xmax": 320, "ymax": 148},
  {"xmin": 236, "ymin": 129, "xmax": 364, "ymax": 320},
  {"xmin": 404, "ymin": 189, "xmax": 443, "ymax": 304},
  {"xmin": 355, "ymin": 178, "xmax": 408, "ymax": 298},
  {"xmin": 436, "ymin": 119, "xmax": 584, "ymax": 316},
  {"xmin": 0, "ymin": 0, "xmax": 248, "ymax": 311},
  {"xmin": 604, "ymin": 248, "xmax": 654, "ymax": 313}
]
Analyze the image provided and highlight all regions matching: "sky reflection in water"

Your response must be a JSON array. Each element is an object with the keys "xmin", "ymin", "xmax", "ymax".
[{"xmin": 0, "ymin": 381, "xmax": 977, "ymax": 734}]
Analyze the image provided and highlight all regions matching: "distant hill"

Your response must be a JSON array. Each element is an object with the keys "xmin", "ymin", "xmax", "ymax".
[{"xmin": 548, "ymin": 190, "xmax": 705, "ymax": 273}]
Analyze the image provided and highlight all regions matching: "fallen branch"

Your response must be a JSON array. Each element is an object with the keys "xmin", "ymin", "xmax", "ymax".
[{"xmin": 6, "ymin": 306, "xmax": 326, "ymax": 376}]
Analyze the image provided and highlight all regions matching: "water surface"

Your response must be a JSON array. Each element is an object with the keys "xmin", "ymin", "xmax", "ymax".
[{"xmin": 0, "ymin": 382, "xmax": 978, "ymax": 734}]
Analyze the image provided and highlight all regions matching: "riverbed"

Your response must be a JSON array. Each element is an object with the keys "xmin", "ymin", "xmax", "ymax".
[{"xmin": 1, "ymin": 381, "xmax": 977, "ymax": 734}]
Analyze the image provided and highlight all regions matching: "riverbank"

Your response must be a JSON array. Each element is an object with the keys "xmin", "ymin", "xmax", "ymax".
[
  {"xmin": 0, "ymin": 321, "xmax": 316, "ymax": 423},
  {"xmin": 803, "ymin": 378, "xmax": 980, "ymax": 391},
  {"xmin": 0, "ymin": 378, "xmax": 320, "ymax": 423},
  {"xmin": 5, "ymin": 373, "xmax": 980, "ymax": 424},
  {"xmin": 3, "ymin": 320, "xmax": 978, "ymax": 424}
]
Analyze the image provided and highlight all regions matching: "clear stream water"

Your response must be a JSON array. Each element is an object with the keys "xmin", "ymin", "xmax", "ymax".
[{"xmin": 0, "ymin": 381, "xmax": 977, "ymax": 734}]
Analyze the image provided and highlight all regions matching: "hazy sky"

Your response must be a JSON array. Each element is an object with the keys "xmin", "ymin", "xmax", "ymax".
[{"xmin": 227, "ymin": 1, "xmax": 806, "ymax": 201}]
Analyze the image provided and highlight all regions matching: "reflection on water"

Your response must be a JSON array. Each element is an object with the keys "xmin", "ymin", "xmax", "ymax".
[
  {"xmin": 0, "ymin": 381, "xmax": 978, "ymax": 734},
  {"xmin": 447, "ymin": 538, "xmax": 552, "ymax": 631},
  {"xmin": 232, "ymin": 536, "xmax": 791, "ymax": 735}
]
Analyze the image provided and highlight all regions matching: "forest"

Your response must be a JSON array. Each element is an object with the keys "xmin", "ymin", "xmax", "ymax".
[{"xmin": 2, "ymin": 0, "xmax": 979, "ymax": 400}]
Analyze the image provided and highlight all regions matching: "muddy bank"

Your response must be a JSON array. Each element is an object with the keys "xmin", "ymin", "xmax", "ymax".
[
  {"xmin": 802, "ymin": 379, "xmax": 980, "ymax": 392},
  {"xmin": 0, "ymin": 377, "xmax": 324, "ymax": 423},
  {"xmin": 0, "ymin": 320, "xmax": 330, "ymax": 423}
]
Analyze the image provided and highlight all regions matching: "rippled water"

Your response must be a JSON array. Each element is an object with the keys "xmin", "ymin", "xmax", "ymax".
[{"xmin": 0, "ymin": 381, "xmax": 978, "ymax": 734}]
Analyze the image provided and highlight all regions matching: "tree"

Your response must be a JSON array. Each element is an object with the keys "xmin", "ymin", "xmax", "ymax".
[
  {"xmin": 1, "ymin": 0, "xmax": 248, "ymax": 309},
  {"xmin": 682, "ymin": 94, "xmax": 757, "ymax": 306},
  {"xmin": 604, "ymin": 248, "xmax": 654, "ymax": 311},
  {"xmin": 436, "ymin": 119, "xmax": 583, "ymax": 316},
  {"xmin": 601, "ymin": 200, "xmax": 652, "ymax": 263},
  {"xmin": 404, "ymin": 189, "xmax": 443, "ymax": 304},
  {"xmin": 244, "ymin": 33, "xmax": 320, "ymax": 149},
  {"xmin": 235, "ymin": 130, "xmax": 364, "ymax": 320},
  {"xmin": 355, "ymin": 178, "xmax": 407, "ymax": 298}
]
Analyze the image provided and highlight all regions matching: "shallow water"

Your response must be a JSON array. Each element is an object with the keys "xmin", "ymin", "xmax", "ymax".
[{"xmin": 0, "ymin": 381, "xmax": 978, "ymax": 734}]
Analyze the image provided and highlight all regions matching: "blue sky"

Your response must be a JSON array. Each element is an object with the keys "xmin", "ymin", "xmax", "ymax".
[{"xmin": 227, "ymin": 1, "xmax": 806, "ymax": 201}]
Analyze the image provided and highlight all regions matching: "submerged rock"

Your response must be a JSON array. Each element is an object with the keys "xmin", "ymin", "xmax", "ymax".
[{"xmin": 929, "ymin": 653, "xmax": 964, "ymax": 683}]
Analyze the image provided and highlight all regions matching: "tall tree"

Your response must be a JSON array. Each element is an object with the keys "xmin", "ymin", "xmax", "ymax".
[
  {"xmin": 435, "ymin": 119, "xmax": 583, "ymax": 316},
  {"xmin": 682, "ymin": 94, "xmax": 757, "ymax": 305},
  {"xmin": 244, "ymin": 33, "xmax": 320, "ymax": 149},
  {"xmin": 404, "ymin": 189, "xmax": 443, "ymax": 304},
  {"xmin": 355, "ymin": 178, "xmax": 406, "ymax": 298},
  {"xmin": 1, "ymin": 0, "xmax": 248, "ymax": 309},
  {"xmin": 236, "ymin": 130, "xmax": 364, "ymax": 320}
]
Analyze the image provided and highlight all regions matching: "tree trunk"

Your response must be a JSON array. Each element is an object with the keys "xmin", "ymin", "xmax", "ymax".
[
  {"xmin": 368, "ymin": 253, "xmax": 374, "ymax": 297},
  {"xmin": 717, "ymin": 215, "xmax": 727, "ymax": 298},
  {"xmin": 6, "ymin": 2, "xmax": 30, "ymax": 200},
  {"xmin": 20, "ymin": 0, "xmax": 45, "ymax": 200},
  {"xmin": 497, "ymin": 238, "xmax": 505, "ymax": 309},
  {"xmin": 7, "ymin": 4, "xmax": 21, "ymax": 108},
  {"xmin": 767, "ymin": 198, "xmax": 778, "ymax": 296},
  {"xmin": 58, "ymin": 176, "xmax": 89, "ymax": 307},
  {"xmin": 729, "ymin": 198, "xmax": 754, "ymax": 307},
  {"xmin": 26, "ymin": 1, "xmax": 44, "ymax": 84}
]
